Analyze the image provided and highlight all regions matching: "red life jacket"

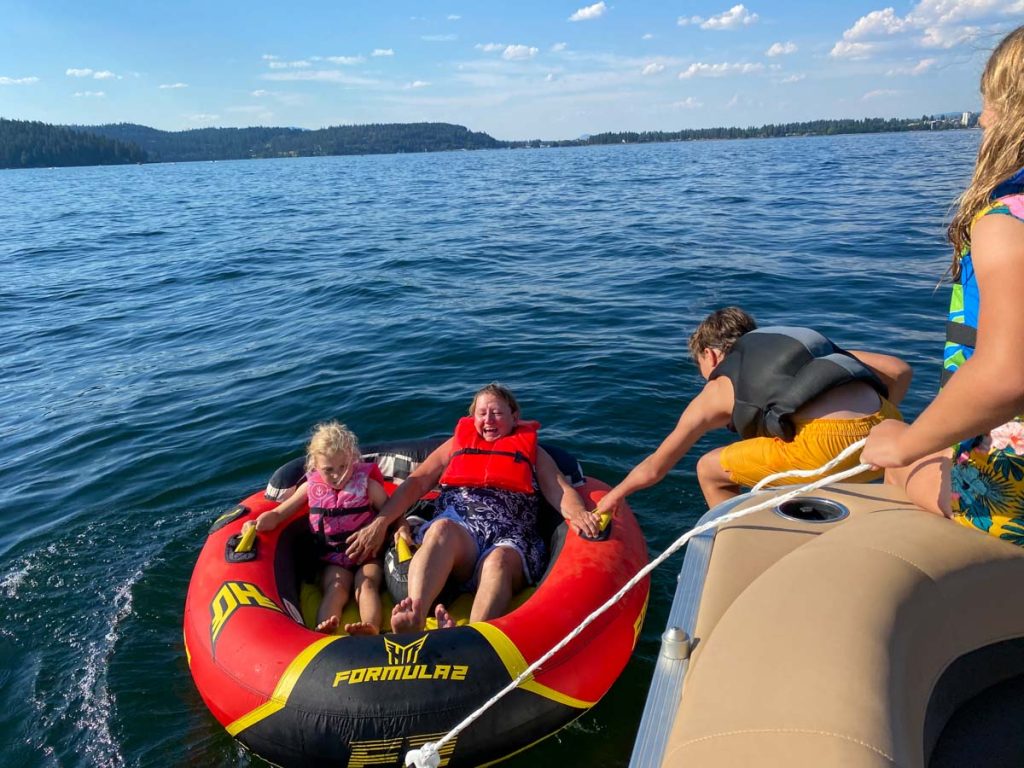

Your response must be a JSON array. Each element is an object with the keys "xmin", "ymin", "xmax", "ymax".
[{"xmin": 439, "ymin": 417, "xmax": 539, "ymax": 494}]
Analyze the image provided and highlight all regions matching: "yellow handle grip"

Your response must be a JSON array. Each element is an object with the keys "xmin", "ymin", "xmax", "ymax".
[
  {"xmin": 396, "ymin": 536, "xmax": 414, "ymax": 563},
  {"xmin": 235, "ymin": 524, "xmax": 257, "ymax": 554},
  {"xmin": 597, "ymin": 511, "xmax": 612, "ymax": 532}
]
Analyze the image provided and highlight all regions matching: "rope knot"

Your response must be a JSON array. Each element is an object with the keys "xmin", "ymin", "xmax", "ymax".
[{"xmin": 405, "ymin": 742, "xmax": 441, "ymax": 768}]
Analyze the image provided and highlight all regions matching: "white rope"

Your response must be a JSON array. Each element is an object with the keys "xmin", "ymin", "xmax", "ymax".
[{"xmin": 405, "ymin": 445, "xmax": 874, "ymax": 768}]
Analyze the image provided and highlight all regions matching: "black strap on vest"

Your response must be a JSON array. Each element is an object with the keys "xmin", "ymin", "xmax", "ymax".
[
  {"xmin": 313, "ymin": 505, "xmax": 371, "ymax": 550},
  {"xmin": 945, "ymin": 321, "xmax": 977, "ymax": 348},
  {"xmin": 450, "ymin": 447, "xmax": 533, "ymax": 465}
]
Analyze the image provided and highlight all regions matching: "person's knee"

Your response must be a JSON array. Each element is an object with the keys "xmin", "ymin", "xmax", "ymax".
[
  {"xmin": 423, "ymin": 518, "xmax": 464, "ymax": 547},
  {"xmin": 322, "ymin": 567, "xmax": 348, "ymax": 592},
  {"xmin": 479, "ymin": 547, "xmax": 524, "ymax": 588},
  {"xmin": 696, "ymin": 451, "xmax": 726, "ymax": 485}
]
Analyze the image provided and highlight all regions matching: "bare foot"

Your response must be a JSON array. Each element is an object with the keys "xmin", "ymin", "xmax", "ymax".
[
  {"xmin": 316, "ymin": 615, "xmax": 340, "ymax": 634},
  {"xmin": 390, "ymin": 597, "xmax": 423, "ymax": 633},
  {"xmin": 434, "ymin": 603, "xmax": 456, "ymax": 629},
  {"xmin": 344, "ymin": 621, "xmax": 379, "ymax": 636}
]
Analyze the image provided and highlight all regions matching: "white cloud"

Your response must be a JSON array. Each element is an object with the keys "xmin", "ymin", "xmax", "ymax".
[
  {"xmin": 888, "ymin": 57, "xmax": 939, "ymax": 75},
  {"xmin": 405, "ymin": 80, "xmax": 430, "ymax": 89},
  {"xmin": 421, "ymin": 34, "xmax": 458, "ymax": 42},
  {"xmin": 262, "ymin": 54, "xmax": 279, "ymax": 61},
  {"xmin": 268, "ymin": 60, "xmax": 311, "ymax": 69},
  {"xmin": 908, "ymin": 0, "xmax": 1021, "ymax": 26},
  {"xmin": 765, "ymin": 41, "xmax": 797, "ymax": 57},
  {"xmin": 1, "ymin": 76, "xmax": 39, "ymax": 85},
  {"xmin": 863, "ymin": 88, "xmax": 900, "ymax": 99},
  {"xmin": 251, "ymin": 89, "xmax": 269, "ymax": 96},
  {"xmin": 187, "ymin": 113, "xmax": 219, "ymax": 122},
  {"xmin": 642, "ymin": 33, "xmax": 655, "ymax": 40},
  {"xmin": 262, "ymin": 70, "xmax": 380, "ymax": 86},
  {"xmin": 569, "ymin": 2, "xmax": 606, "ymax": 22},
  {"xmin": 502, "ymin": 45, "xmax": 539, "ymax": 60},
  {"xmin": 93, "ymin": 70, "xmax": 117, "ymax": 80},
  {"xmin": 833, "ymin": 0, "xmax": 1024, "ymax": 59},
  {"xmin": 73, "ymin": 90, "xmax": 105, "ymax": 97},
  {"xmin": 66, "ymin": 68, "xmax": 93, "ymax": 77},
  {"xmin": 551, "ymin": 42, "xmax": 568, "ymax": 52},
  {"xmin": 920, "ymin": 24, "xmax": 980, "ymax": 48},
  {"xmin": 677, "ymin": 15, "xmax": 702, "ymax": 26},
  {"xmin": 673, "ymin": 96, "xmax": 703, "ymax": 108},
  {"xmin": 679, "ymin": 61, "xmax": 764, "ymax": 78},
  {"xmin": 159, "ymin": 82, "xmax": 188, "ymax": 89},
  {"xmin": 475, "ymin": 43, "xmax": 506, "ymax": 52},
  {"xmin": 642, "ymin": 62, "xmax": 665, "ymax": 75},
  {"xmin": 781, "ymin": 73, "xmax": 806, "ymax": 83},
  {"xmin": 372, "ymin": 48, "xmax": 394, "ymax": 57},
  {"xmin": 701, "ymin": 4, "xmax": 759, "ymax": 30},
  {"xmin": 843, "ymin": 8, "xmax": 908, "ymax": 40},
  {"xmin": 448, "ymin": 14, "xmax": 461, "ymax": 20},
  {"xmin": 829, "ymin": 40, "xmax": 876, "ymax": 59},
  {"xmin": 545, "ymin": 73, "xmax": 556, "ymax": 82},
  {"xmin": 325, "ymin": 56, "xmax": 364, "ymax": 65}
]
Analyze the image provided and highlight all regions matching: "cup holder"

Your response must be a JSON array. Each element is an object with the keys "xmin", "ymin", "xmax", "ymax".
[{"xmin": 774, "ymin": 497, "xmax": 849, "ymax": 524}]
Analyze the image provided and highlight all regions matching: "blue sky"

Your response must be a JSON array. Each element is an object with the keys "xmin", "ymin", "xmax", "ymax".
[{"xmin": 1, "ymin": 1, "xmax": 1020, "ymax": 140}]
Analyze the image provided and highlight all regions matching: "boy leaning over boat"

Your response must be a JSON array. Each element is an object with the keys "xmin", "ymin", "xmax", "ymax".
[{"xmin": 599, "ymin": 307, "xmax": 913, "ymax": 512}]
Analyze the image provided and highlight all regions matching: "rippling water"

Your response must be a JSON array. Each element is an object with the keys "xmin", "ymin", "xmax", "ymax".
[{"xmin": 0, "ymin": 130, "xmax": 977, "ymax": 767}]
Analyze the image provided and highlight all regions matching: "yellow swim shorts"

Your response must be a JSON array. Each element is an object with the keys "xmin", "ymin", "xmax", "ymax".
[{"xmin": 720, "ymin": 398, "xmax": 902, "ymax": 488}]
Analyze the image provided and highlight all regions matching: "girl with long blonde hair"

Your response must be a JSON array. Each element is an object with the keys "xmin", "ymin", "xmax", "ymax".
[{"xmin": 862, "ymin": 25, "xmax": 1024, "ymax": 545}]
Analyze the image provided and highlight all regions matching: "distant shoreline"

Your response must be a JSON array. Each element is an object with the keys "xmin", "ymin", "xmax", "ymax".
[{"xmin": 1, "ymin": 114, "xmax": 976, "ymax": 170}]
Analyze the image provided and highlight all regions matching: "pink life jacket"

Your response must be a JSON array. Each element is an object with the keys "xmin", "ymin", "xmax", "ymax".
[{"xmin": 306, "ymin": 462, "xmax": 376, "ymax": 551}]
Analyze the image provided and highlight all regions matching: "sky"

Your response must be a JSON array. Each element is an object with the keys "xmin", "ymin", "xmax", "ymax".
[{"xmin": 1, "ymin": 1, "xmax": 1021, "ymax": 141}]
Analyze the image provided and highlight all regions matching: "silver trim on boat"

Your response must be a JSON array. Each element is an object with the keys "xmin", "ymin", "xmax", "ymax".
[{"xmin": 628, "ymin": 494, "xmax": 754, "ymax": 768}]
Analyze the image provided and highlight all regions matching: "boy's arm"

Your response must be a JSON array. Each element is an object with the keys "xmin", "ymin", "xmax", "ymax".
[
  {"xmin": 847, "ymin": 350, "xmax": 913, "ymax": 406},
  {"xmin": 599, "ymin": 378, "xmax": 733, "ymax": 512}
]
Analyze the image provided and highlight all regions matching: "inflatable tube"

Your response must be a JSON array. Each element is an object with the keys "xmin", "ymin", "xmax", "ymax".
[{"xmin": 184, "ymin": 439, "xmax": 649, "ymax": 767}]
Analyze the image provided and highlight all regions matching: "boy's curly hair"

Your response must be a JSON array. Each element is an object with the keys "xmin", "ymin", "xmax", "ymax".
[{"xmin": 688, "ymin": 307, "xmax": 757, "ymax": 360}]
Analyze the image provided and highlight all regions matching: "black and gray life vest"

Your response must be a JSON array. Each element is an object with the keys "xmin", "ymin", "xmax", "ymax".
[{"xmin": 710, "ymin": 326, "xmax": 888, "ymax": 441}]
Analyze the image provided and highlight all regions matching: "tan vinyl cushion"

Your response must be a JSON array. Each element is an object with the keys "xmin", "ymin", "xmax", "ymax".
[{"xmin": 664, "ymin": 502, "xmax": 1024, "ymax": 767}]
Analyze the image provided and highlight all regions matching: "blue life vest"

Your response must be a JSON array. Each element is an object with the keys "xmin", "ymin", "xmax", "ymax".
[{"xmin": 942, "ymin": 166, "xmax": 1024, "ymax": 386}]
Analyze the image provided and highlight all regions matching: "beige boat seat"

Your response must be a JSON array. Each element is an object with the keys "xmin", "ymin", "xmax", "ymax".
[{"xmin": 663, "ymin": 487, "xmax": 1024, "ymax": 767}]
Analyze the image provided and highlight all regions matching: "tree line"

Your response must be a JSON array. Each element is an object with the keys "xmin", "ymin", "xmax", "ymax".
[
  {"xmin": 537, "ymin": 116, "xmax": 971, "ymax": 148},
  {"xmin": 0, "ymin": 115, "xmax": 972, "ymax": 170},
  {"xmin": 0, "ymin": 118, "xmax": 146, "ymax": 169}
]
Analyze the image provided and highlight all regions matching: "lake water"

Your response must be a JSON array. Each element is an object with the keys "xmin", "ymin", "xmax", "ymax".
[{"xmin": 0, "ymin": 129, "xmax": 977, "ymax": 767}]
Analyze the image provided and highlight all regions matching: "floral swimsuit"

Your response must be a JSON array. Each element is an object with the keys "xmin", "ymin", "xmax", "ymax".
[
  {"xmin": 947, "ymin": 192, "xmax": 1024, "ymax": 545},
  {"xmin": 417, "ymin": 486, "xmax": 547, "ymax": 587}
]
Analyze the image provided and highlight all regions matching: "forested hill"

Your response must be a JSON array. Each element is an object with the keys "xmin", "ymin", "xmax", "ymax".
[
  {"xmin": 1, "ymin": 114, "xmax": 973, "ymax": 170},
  {"xmin": 75, "ymin": 122, "xmax": 504, "ymax": 162},
  {"xmin": 0, "ymin": 118, "xmax": 146, "ymax": 169}
]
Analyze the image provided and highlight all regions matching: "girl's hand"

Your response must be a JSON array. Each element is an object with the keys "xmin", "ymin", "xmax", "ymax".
[
  {"xmin": 860, "ymin": 419, "xmax": 911, "ymax": 469},
  {"xmin": 394, "ymin": 520, "xmax": 414, "ymax": 547},
  {"xmin": 256, "ymin": 511, "xmax": 281, "ymax": 532}
]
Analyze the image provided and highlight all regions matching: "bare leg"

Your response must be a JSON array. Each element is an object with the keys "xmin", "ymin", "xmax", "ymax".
[
  {"xmin": 390, "ymin": 519, "xmax": 476, "ymax": 633},
  {"xmin": 697, "ymin": 448, "xmax": 742, "ymax": 507},
  {"xmin": 470, "ymin": 546, "xmax": 525, "ymax": 623},
  {"xmin": 885, "ymin": 449, "xmax": 952, "ymax": 517},
  {"xmin": 345, "ymin": 562, "xmax": 383, "ymax": 636},
  {"xmin": 317, "ymin": 565, "xmax": 354, "ymax": 633}
]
